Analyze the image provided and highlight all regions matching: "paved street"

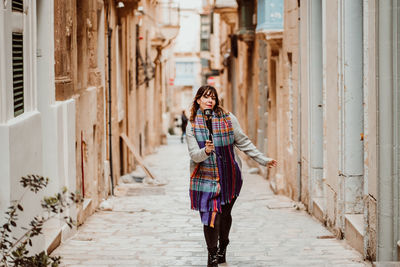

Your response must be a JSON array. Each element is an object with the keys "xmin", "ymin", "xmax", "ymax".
[{"xmin": 52, "ymin": 136, "xmax": 370, "ymax": 267}]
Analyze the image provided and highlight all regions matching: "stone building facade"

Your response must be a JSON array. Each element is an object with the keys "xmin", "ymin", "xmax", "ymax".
[
  {"xmin": 297, "ymin": 0, "xmax": 400, "ymax": 262},
  {"xmin": 209, "ymin": 0, "xmax": 400, "ymax": 263},
  {"xmin": 0, "ymin": 0, "xmax": 178, "ymax": 255}
]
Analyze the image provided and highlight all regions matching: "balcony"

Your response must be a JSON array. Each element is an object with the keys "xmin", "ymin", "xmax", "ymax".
[
  {"xmin": 256, "ymin": 0, "xmax": 283, "ymax": 33},
  {"xmin": 213, "ymin": 0, "xmax": 237, "ymax": 25},
  {"xmin": 152, "ymin": 0, "xmax": 180, "ymax": 47}
]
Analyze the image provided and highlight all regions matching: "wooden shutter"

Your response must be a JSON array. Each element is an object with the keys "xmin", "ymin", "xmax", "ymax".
[
  {"xmin": 12, "ymin": 32, "xmax": 24, "ymax": 117},
  {"xmin": 12, "ymin": 0, "xmax": 23, "ymax": 12}
]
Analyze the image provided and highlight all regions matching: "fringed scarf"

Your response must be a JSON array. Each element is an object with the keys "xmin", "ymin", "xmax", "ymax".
[{"xmin": 189, "ymin": 109, "xmax": 242, "ymax": 227}]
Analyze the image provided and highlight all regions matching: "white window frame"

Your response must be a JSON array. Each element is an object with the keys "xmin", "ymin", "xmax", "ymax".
[{"xmin": 0, "ymin": 0, "xmax": 36, "ymax": 123}]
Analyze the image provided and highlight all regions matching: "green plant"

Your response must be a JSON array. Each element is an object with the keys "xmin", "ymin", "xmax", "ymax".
[
  {"xmin": 0, "ymin": 175, "xmax": 83, "ymax": 267},
  {"xmin": 168, "ymin": 127, "xmax": 175, "ymax": 135}
]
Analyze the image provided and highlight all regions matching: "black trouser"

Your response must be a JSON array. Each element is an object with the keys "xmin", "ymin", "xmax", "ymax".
[{"xmin": 203, "ymin": 198, "xmax": 236, "ymax": 249}]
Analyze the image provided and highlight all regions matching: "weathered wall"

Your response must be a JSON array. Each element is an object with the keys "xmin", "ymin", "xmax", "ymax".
[
  {"xmin": 364, "ymin": 0, "xmax": 377, "ymax": 260},
  {"xmin": 53, "ymin": 0, "xmax": 168, "ymax": 216},
  {"xmin": 54, "ymin": 0, "xmax": 107, "ymax": 220},
  {"xmin": 279, "ymin": 0, "xmax": 300, "ymax": 200},
  {"xmin": 298, "ymin": 0, "xmax": 310, "ymax": 208},
  {"xmin": 322, "ymin": 0, "xmax": 340, "ymax": 234}
]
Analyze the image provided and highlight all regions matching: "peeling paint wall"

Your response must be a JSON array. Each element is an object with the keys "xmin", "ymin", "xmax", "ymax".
[{"xmin": 280, "ymin": 0, "xmax": 300, "ymax": 200}]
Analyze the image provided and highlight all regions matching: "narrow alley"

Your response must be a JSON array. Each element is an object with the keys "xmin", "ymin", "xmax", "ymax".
[
  {"xmin": 3, "ymin": 0, "xmax": 400, "ymax": 265},
  {"xmin": 52, "ymin": 136, "xmax": 368, "ymax": 267}
]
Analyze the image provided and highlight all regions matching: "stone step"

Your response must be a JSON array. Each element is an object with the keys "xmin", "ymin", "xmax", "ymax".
[
  {"xmin": 312, "ymin": 197, "xmax": 325, "ymax": 223},
  {"xmin": 345, "ymin": 213, "xmax": 364, "ymax": 255}
]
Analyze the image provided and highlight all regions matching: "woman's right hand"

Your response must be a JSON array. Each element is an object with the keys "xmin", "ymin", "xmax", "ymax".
[
  {"xmin": 267, "ymin": 159, "xmax": 277, "ymax": 168},
  {"xmin": 205, "ymin": 140, "xmax": 215, "ymax": 154}
]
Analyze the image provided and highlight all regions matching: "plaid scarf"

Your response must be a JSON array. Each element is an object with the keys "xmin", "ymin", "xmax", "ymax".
[{"xmin": 190, "ymin": 109, "xmax": 242, "ymax": 227}]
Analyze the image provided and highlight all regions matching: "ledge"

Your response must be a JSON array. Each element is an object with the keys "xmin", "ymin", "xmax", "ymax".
[
  {"xmin": 312, "ymin": 197, "xmax": 325, "ymax": 223},
  {"xmin": 45, "ymin": 211, "xmax": 79, "ymax": 254},
  {"xmin": 44, "ymin": 218, "xmax": 62, "ymax": 255},
  {"xmin": 77, "ymin": 198, "xmax": 93, "ymax": 226},
  {"xmin": 344, "ymin": 214, "xmax": 364, "ymax": 254},
  {"xmin": 373, "ymin": 262, "xmax": 400, "ymax": 267}
]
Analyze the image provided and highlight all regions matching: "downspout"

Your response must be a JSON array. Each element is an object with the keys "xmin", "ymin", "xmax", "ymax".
[
  {"xmin": 377, "ymin": 0, "xmax": 394, "ymax": 260},
  {"xmin": 362, "ymin": 0, "xmax": 369, "ymax": 259},
  {"xmin": 297, "ymin": 0, "xmax": 302, "ymax": 202},
  {"xmin": 81, "ymin": 131, "xmax": 85, "ymax": 198},
  {"xmin": 246, "ymin": 43, "xmax": 253, "ymax": 133},
  {"xmin": 107, "ymin": 3, "xmax": 114, "ymax": 196}
]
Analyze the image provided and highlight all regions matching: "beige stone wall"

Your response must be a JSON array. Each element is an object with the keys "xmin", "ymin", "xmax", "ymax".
[
  {"xmin": 265, "ymin": 35, "xmax": 287, "ymax": 192},
  {"xmin": 298, "ymin": 0, "xmax": 310, "ymax": 208},
  {"xmin": 213, "ymin": 2, "xmax": 302, "ymax": 201},
  {"xmin": 295, "ymin": 0, "xmax": 378, "ymax": 259},
  {"xmin": 322, "ymin": 0, "xmax": 340, "ymax": 233},
  {"xmin": 54, "ymin": 0, "xmax": 108, "ymax": 221},
  {"xmin": 53, "ymin": 0, "xmax": 170, "ymax": 224},
  {"xmin": 280, "ymin": 0, "xmax": 300, "ymax": 200},
  {"xmin": 112, "ymin": 0, "xmax": 168, "ymax": 171},
  {"xmin": 212, "ymin": 0, "xmax": 379, "ymax": 259}
]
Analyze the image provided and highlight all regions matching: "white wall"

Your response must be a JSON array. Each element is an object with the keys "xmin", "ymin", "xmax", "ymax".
[
  {"xmin": 0, "ymin": 0, "xmax": 76, "ymax": 253},
  {"xmin": 0, "ymin": 112, "xmax": 45, "ymax": 253},
  {"xmin": 36, "ymin": 0, "xmax": 76, "ymax": 199}
]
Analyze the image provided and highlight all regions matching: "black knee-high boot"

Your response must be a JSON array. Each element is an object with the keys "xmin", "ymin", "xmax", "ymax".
[
  {"xmin": 207, "ymin": 247, "xmax": 218, "ymax": 267},
  {"xmin": 218, "ymin": 198, "xmax": 236, "ymax": 263},
  {"xmin": 217, "ymin": 239, "xmax": 229, "ymax": 263},
  {"xmin": 204, "ymin": 215, "xmax": 220, "ymax": 267}
]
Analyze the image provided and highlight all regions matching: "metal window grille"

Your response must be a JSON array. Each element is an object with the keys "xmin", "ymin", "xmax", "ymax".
[
  {"xmin": 12, "ymin": 32, "xmax": 24, "ymax": 117},
  {"xmin": 12, "ymin": 0, "xmax": 23, "ymax": 12}
]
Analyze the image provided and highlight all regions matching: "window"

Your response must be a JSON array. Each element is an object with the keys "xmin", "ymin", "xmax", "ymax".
[
  {"xmin": 175, "ymin": 62, "xmax": 195, "ymax": 86},
  {"xmin": 200, "ymin": 14, "xmax": 211, "ymax": 51},
  {"xmin": 201, "ymin": 39, "xmax": 210, "ymax": 51},
  {"xmin": 12, "ymin": 0, "xmax": 23, "ymax": 12},
  {"xmin": 12, "ymin": 32, "xmax": 24, "ymax": 117},
  {"xmin": 201, "ymin": 58, "xmax": 210, "ymax": 68}
]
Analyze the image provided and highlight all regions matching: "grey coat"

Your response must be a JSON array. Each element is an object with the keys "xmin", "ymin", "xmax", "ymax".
[{"xmin": 186, "ymin": 112, "xmax": 272, "ymax": 176}]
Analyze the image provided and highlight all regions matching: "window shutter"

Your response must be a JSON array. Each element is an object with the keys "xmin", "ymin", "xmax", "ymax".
[
  {"xmin": 12, "ymin": 32, "xmax": 24, "ymax": 117},
  {"xmin": 12, "ymin": 0, "xmax": 23, "ymax": 12}
]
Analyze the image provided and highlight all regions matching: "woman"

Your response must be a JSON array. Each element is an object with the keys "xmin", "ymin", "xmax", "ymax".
[{"xmin": 186, "ymin": 85, "xmax": 277, "ymax": 267}]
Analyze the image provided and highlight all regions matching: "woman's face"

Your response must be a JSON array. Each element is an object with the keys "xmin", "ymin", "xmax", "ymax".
[{"xmin": 197, "ymin": 92, "xmax": 216, "ymax": 111}]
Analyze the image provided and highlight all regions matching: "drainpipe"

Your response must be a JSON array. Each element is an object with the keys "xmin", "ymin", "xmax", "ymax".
[
  {"xmin": 297, "ymin": 2, "xmax": 302, "ymax": 202},
  {"xmin": 377, "ymin": 0, "xmax": 394, "ymax": 261},
  {"xmin": 392, "ymin": 2, "xmax": 400, "ymax": 261},
  {"xmin": 107, "ymin": 4, "xmax": 114, "ymax": 196},
  {"xmin": 362, "ymin": 0, "xmax": 369, "ymax": 259},
  {"xmin": 81, "ymin": 131, "xmax": 85, "ymax": 198}
]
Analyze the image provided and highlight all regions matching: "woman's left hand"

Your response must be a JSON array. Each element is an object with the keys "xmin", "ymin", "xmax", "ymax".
[{"xmin": 267, "ymin": 159, "xmax": 277, "ymax": 168}]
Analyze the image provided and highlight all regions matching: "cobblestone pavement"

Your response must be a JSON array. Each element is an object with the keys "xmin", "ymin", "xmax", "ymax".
[{"xmin": 52, "ymin": 136, "xmax": 370, "ymax": 267}]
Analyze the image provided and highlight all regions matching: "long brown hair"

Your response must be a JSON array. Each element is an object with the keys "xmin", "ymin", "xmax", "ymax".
[{"xmin": 189, "ymin": 85, "xmax": 227, "ymax": 122}]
